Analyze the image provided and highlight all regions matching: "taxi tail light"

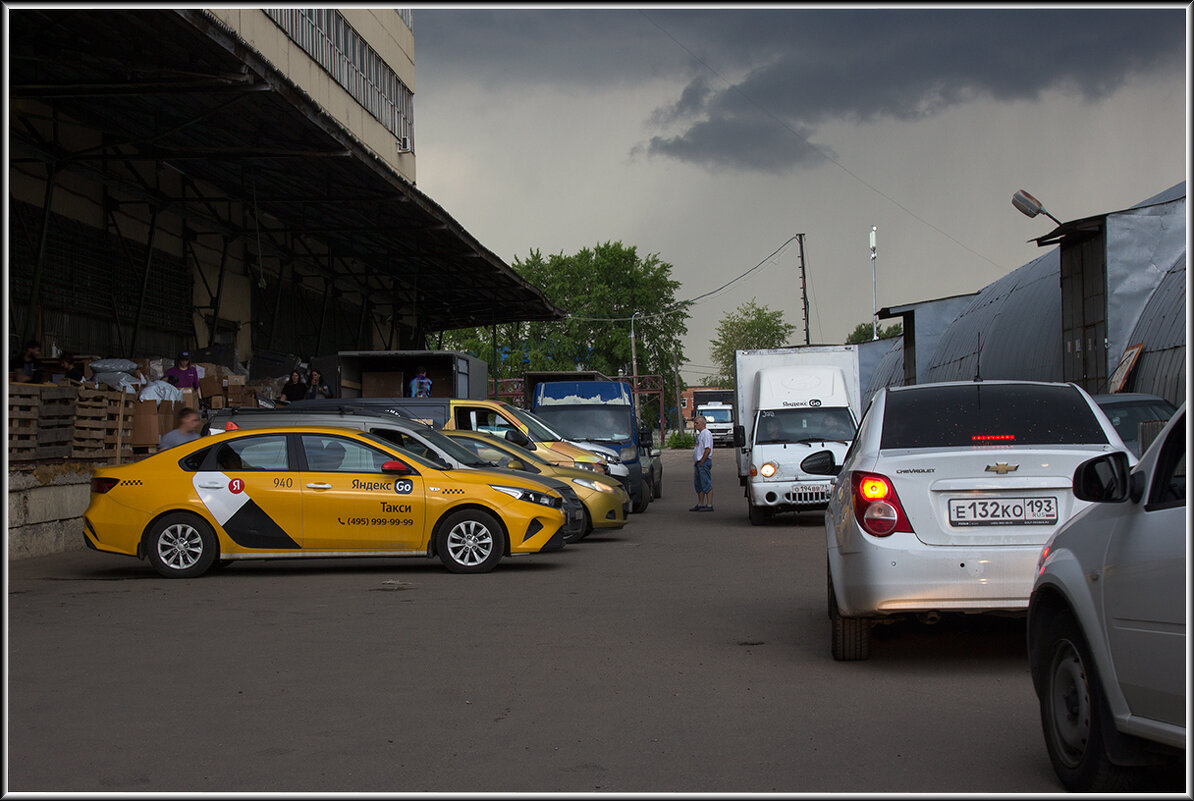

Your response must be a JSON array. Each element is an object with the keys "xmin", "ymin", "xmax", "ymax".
[
  {"xmin": 91, "ymin": 477, "xmax": 120, "ymax": 494},
  {"xmin": 850, "ymin": 471, "xmax": 913, "ymax": 537}
]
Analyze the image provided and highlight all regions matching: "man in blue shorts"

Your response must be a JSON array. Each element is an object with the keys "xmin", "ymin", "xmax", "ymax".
[{"xmin": 691, "ymin": 415, "xmax": 714, "ymax": 512}]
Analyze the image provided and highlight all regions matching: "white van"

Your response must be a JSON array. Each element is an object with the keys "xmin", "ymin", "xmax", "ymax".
[{"xmin": 736, "ymin": 363, "xmax": 858, "ymax": 525}]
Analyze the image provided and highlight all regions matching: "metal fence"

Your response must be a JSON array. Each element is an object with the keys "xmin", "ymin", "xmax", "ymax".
[{"xmin": 265, "ymin": 8, "xmax": 415, "ymax": 149}]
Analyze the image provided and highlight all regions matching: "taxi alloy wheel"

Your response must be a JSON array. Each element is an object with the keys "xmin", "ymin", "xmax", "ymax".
[
  {"xmin": 146, "ymin": 513, "xmax": 218, "ymax": 578},
  {"xmin": 437, "ymin": 510, "xmax": 505, "ymax": 574}
]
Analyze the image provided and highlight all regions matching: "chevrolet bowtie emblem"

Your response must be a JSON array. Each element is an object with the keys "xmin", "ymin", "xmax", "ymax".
[{"xmin": 985, "ymin": 463, "xmax": 1019, "ymax": 475}]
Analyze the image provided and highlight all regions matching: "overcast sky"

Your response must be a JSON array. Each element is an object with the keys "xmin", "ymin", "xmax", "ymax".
[{"xmin": 412, "ymin": 7, "xmax": 1187, "ymax": 382}]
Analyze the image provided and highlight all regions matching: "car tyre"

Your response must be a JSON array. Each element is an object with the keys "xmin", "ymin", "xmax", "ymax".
[
  {"xmin": 632, "ymin": 490, "xmax": 650, "ymax": 514},
  {"xmin": 436, "ymin": 509, "xmax": 505, "ymax": 574},
  {"xmin": 653, "ymin": 474, "xmax": 663, "ymax": 499},
  {"xmin": 567, "ymin": 508, "xmax": 592, "ymax": 545},
  {"xmin": 828, "ymin": 568, "xmax": 871, "ymax": 660},
  {"xmin": 748, "ymin": 502, "xmax": 771, "ymax": 526},
  {"xmin": 1037, "ymin": 609, "xmax": 1133, "ymax": 792},
  {"xmin": 146, "ymin": 512, "xmax": 218, "ymax": 578}
]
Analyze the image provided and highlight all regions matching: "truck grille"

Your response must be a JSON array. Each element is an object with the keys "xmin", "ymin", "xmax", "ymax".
[{"xmin": 785, "ymin": 485, "xmax": 833, "ymax": 505}]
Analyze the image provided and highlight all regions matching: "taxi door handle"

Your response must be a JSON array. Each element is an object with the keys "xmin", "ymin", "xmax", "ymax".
[
  {"xmin": 198, "ymin": 482, "xmax": 225, "ymax": 489},
  {"xmin": 306, "ymin": 483, "xmax": 332, "ymax": 490}
]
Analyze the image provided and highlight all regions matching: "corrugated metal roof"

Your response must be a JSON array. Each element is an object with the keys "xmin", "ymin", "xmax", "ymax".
[
  {"xmin": 1124, "ymin": 254, "xmax": 1187, "ymax": 406},
  {"xmin": 864, "ymin": 337, "xmax": 904, "ymax": 399},
  {"xmin": 924, "ymin": 249, "xmax": 1061, "ymax": 383}
]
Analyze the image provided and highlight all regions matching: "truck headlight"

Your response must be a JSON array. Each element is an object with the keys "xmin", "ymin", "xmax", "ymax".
[
  {"xmin": 759, "ymin": 462, "xmax": 777, "ymax": 478},
  {"xmin": 490, "ymin": 485, "xmax": 562, "ymax": 508},
  {"xmin": 573, "ymin": 477, "xmax": 615, "ymax": 493},
  {"xmin": 619, "ymin": 445, "xmax": 637, "ymax": 462}
]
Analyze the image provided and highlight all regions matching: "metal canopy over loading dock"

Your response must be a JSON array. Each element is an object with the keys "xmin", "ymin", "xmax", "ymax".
[{"xmin": 9, "ymin": 9, "xmax": 563, "ymax": 364}]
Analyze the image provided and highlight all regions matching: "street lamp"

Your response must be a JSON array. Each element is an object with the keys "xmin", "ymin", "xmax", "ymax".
[
  {"xmin": 869, "ymin": 226, "xmax": 878, "ymax": 341},
  {"xmin": 1011, "ymin": 189, "xmax": 1063, "ymax": 226}
]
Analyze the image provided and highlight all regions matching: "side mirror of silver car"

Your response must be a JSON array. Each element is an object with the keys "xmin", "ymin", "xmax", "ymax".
[
  {"xmin": 801, "ymin": 449, "xmax": 841, "ymax": 477},
  {"xmin": 1072, "ymin": 452, "xmax": 1132, "ymax": 503}
]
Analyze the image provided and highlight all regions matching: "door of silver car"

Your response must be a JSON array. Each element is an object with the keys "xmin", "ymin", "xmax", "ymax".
[{"xmin": 1102, "ymin": 411, "xmax": 1185, "ymax": 726}]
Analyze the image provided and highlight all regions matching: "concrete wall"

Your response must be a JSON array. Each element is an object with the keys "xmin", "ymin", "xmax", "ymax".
[
  {"xmin": 207, "ymin": 8, "xmax": 416, "ymax": 183},
  {"xmin": 8, "ymin": 462, "xmax": 96, "ymax": 560}
]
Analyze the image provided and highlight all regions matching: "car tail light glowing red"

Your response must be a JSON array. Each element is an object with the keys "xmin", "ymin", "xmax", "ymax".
[
  {"xmin": 91, "ymin": 477, "xmax": 120, "ymax": 494},
  {"xmin": 224, "ymin": 421, "xmax": 240, "ymax": 431},
  {"xmin": 972, "ymin": 434, "xmax": 1015, "ymax": 442},
  {"xmin": 851, "ymin": 471, "xmax": 913, "ymax": 537}
]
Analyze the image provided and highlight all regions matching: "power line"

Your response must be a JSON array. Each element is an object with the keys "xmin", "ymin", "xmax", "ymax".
[
  {"xmin": 565, "ymin": 235, "xmax": 799, "ymax": 322},
  {"xmin": 639, "ymin": 11, "xmax": 1005, "ymax": 271}
]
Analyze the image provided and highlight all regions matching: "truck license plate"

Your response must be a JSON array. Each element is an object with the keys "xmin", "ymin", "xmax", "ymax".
[{"xmin": 948, "ymin": 497, "xmax": 1058, "ymax": 527}]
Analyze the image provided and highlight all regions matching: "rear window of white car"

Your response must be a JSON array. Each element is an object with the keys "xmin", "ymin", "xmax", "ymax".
[{"xmin": 880, "ymin": 384, "xmax": 1108, "ymax": 449}]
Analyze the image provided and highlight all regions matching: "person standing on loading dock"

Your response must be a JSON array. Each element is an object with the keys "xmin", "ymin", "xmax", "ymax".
[{"xmin": 691, "ymin": 415, "xmax": 714, "ymax": 512}]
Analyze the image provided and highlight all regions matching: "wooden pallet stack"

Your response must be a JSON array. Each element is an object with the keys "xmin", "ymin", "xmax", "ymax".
[
  {"xmin": 34, "ymin": 385, "xmax": 77, "ymax": 459},
  {"xmin": 104, "ymin": 391, "xmax": 135, "ymax": 462},
  {"xmin": 72, "ymin": 386, "xmax": 117, "ymax": 458},
  {"xmin": 8, "ymin": 384, "xmax": 40, "ymax": 460}
]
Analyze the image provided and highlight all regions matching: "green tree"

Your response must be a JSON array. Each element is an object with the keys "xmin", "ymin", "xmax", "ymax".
[
  {"xmin": 441, "ymin": 242, "xmax": 691, "ymax": 429},
  {"xmin": 844, "ymin": 320, "xmax": 903, "ymax": 345},
  {"xmin": 708, "ymin": 300, "xmax": 797, "ymax": 387}
]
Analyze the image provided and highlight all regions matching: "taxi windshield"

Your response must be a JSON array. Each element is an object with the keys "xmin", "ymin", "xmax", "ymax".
[
  {"xmin": 418, "ymin": 427, "xmax": 493, "ymax": 468},
  {"xmin": 502, "ymin": 404, "xmax": 562, "ymax": 442},
  {"xmin": 358, "ymin": 432, "xmax": 442, "ymax": 470},
  {"xmin": 452, "ymin": 434, "xmax": 546, "ymax": 472}
]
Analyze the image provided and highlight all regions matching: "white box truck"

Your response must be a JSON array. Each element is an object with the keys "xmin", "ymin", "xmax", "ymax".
[
  {"xmin": 733, "ymin": 346, "xmax": 863, "ymax": 525},
  {"xmin": 695, "ymin": 400, "xmax": 735, "ymax": 446}
]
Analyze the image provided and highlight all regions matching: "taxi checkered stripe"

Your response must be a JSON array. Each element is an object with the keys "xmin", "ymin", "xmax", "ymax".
[
  {"xmin": 123, "ymin": 479, "xmax": 144, "ymax": 486},
  {"xmin": 439, "ymin": 488, "xmax": 466, "ymax": 495}
]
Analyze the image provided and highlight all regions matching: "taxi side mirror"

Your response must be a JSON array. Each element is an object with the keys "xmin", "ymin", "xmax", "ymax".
[
  {"xmin": 382, "ymin": 459, "xmax": 413, "ymax": 476},
  {"xmin": 504, "ymin": 428, "xmax": 534, "ymax": 450},
  {"xmin": 506, "ymin": 459, "xmax": 525, "ymax": 471}
]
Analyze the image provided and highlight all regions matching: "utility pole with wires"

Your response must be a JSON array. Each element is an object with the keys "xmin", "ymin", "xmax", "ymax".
[
  {"xmin": 796, "ymin": 233, "xmax": 810, "ymax": 345},
  {"xmin": 672, "ymin": 351, "xmax": 684, "ymax": 434}
]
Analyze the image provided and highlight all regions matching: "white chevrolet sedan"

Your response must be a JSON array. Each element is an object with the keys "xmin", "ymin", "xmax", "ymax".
[{"xmin": 817, "ymin": 380, "xmax": 1131, "ymax": 661}]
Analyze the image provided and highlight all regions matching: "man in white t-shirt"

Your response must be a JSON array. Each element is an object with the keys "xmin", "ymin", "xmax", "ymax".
[{"xmin": 691, "ymin": 416, "xmax": 714, "ymax": 512}]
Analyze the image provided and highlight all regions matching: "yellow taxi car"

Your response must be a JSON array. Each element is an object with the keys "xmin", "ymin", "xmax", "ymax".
[
  {"xmin": 83, "ymin": 426, "xmax": 569, "ymax": 577},
  {"xmin": 445, "ymin": 430, "xmax": 630, "ymax": 540}
]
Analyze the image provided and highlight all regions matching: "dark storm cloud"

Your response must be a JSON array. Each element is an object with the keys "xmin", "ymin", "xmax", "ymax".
[{"xmin": 417, "ymin": 8, "xmax": 1185, "ymax": 172}]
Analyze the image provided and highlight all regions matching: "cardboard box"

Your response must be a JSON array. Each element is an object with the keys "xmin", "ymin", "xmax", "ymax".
[
  {"xmin": 362, "ymin": 371, "xmax": 405, "ymax": 398},
  {"xmin": 209, "ymin": 395, "xmax": 226, "ymax": 410},
  {"xmin": 199, "ymin": 375, "xmax": 223, "ymax": 399},
  {"xmin": 178, "ymin": 388, "xmax": 196, "ymax": 410},
  {"xmin": 132, "ymin": 399, "xmax": 162, "ymax": 447},
  {"xmin": 158, "ymin": 400, "xmax": 179, "ymax": 435},
  {"xmin": 226, "ymin": 374, "xmax": 246, "ymax": 386}
]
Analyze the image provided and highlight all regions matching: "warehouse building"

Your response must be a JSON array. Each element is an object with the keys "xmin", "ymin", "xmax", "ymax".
[
  {"xmin": 869, "ymin": 182, "xmax": 1187, "ymax": 408},
  {"xmin": 8, "ymin": 9, "xmax": 562, "ymax": 378}
]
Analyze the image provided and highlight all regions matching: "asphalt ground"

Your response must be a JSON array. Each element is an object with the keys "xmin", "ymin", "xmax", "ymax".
[{"xmin": 6, "ymin": 448, "xmax": 1182, "ymax": 792}]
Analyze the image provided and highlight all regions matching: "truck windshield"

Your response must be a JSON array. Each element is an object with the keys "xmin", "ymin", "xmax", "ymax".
[
  {"xmin": 754, "ymin": 408, "xmax": 856, "ymax": 445},
  {"xmin": 502, "ymin": 404, "xmax": 562, "ymax": 442},
  {"xmin": 700, "ymin": 408, "xmax": 732, "ymax": 423},
  {"xmin": 533, "ymin": 405, "xmax": 633, "ymax": 442}
]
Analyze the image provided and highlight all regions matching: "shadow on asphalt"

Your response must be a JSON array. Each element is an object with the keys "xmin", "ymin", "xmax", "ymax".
[
  {"xmin": 790, "ymin": 607, "xmax": 1030, "ymax": 667},
  {"xmin": 40, "ymin": 556, "xmax": 566, "ymax": 581}
]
